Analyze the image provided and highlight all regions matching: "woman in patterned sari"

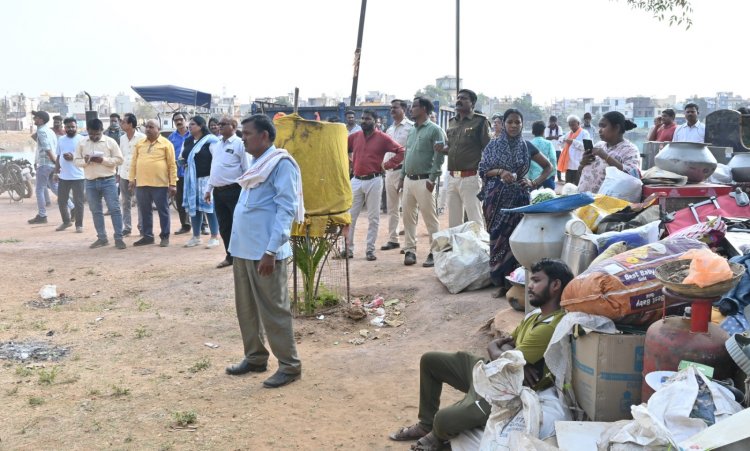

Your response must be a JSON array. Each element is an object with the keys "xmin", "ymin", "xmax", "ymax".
[{"xmin": 479, "ymin": 109, "xmax": 553, "ymax": 298}]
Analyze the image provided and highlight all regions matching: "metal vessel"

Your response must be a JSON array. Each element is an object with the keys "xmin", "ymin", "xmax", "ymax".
[
  {"xmin": 654, "ymin": 141, "xmax": 718, "ymax": 183},
  {"xmin": 560, "ymin": 234, "xmax": 598, "ymax": 277},
  {"xmin": 728, "ymin": 152, "xmax": 750, "ymax": 182}
]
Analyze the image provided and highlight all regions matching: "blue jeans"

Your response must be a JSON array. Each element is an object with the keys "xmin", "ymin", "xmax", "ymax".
[
  {"xmin": 86, "ymin": 176, "xmax": 123, "ymax": 241},
  {"xmin": 190, "ymin": 211, "xmax": 218, "ymax": 238},
  {"xmin": 35, "ymin": 165, "xmax": 57, "ymax": 217}
]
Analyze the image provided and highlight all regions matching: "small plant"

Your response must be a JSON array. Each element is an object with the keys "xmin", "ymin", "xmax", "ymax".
[
  {"xmin": 111, "ymin": 385, "xmax": 130, "ymax": 397},
  {"xmin": 87, "ymin": 389, "xmax": 101, "ymax": 396},
  {"xmin": 85, "ymin": 269, "xmax": 96, "ymax": 275},
  {"xmin": 136, "ymin": 298, "xmax": 152, "ymax": 311},
  {"xmin": 28, "ymin": 396, "xmax": 44, "ymax": 406},
  {"xmin": 16, "ymin": 366, "xmax": 33, "ymax": 377},
  {"xmin": 134, "ymin": 325, "xmax": 151, "ymax": 339},
  {"xmin": 172, "ymin": 410, "xmax": 197, "ymax": 427},
  {"xmin": 187, "ymin": 358, "xmax": 210, "ymax": 373},
  {"xmin": 0, "ymin": 238, "xmax": 21, "ymax": 244},
  {"xmin": 38, "ymin": 367, "xmax": 59, "ymax": 385},
  {"xmin": 6, "ymin": 386, "xmax": 18, "ymax": 395}
]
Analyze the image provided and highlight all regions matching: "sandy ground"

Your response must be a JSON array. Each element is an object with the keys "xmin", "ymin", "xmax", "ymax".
[{"xmin": 0, "ymin": 174, "xmax": 523, "ymax": 450}]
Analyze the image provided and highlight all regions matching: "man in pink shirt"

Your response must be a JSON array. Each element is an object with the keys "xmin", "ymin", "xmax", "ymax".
[
  {"xmin": 347, "ymin": 110, "xmax": 405, "ymax": 261},
  {"xmin": 648, "ymin": 108, "xmax": 677, "ymax": 142}
]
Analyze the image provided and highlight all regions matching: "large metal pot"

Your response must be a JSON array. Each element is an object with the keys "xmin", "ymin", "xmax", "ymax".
[
  {"xmin": 560, "ymin": 234, "xmax": 598, "ymax": 276},
  {"xmin": 654, "ymin": 141, "xmax": 718, "ymax": 183},
  {"xmin": 728, "ymin": 152, "xmax": 750, "ymax": 182}
]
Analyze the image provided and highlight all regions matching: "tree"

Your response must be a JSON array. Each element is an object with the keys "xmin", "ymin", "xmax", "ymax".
[
  {"xmin": 511, "ymin": 97, "xmax": 544, "ymax": 123},
  {"xmin": 624, "ymin": 0, "xmax": 693, "ymax": 28},
  {"xmin": 274, "ymin": 96, "xmax": 290, "ymax": 106},
  {"xmin": 414, "ymin": 85, "xmax": 453, "ymax": 109}
]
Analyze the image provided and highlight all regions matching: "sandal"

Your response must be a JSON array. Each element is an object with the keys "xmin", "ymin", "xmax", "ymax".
[
  {"xmin": 410, "ymin": 432, "xmax": 448, "ymax": 451},
  {"xmin": 389, "ymin": 423, "xmax": 430, "ymax": 441}
]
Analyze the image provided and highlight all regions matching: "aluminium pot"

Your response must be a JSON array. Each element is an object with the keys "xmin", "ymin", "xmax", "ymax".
[
  {"xmin": 654, "ymin": 141, "xmax": 717, "ymax": 183},
  {"xmin": 728, "ymin": 152, "xmax": 750, "ymax": 182}
]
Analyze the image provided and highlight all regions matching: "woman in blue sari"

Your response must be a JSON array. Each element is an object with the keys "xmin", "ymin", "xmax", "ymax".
[
  {"xmin": 181, "ymin": 116, "xmax": 220, "ymax": 248},
  {"xmin": 479, "ymin": 109, "xmax": 553, "ymax": 297}
]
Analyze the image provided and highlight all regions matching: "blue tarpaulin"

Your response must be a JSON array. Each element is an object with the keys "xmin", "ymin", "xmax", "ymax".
[
  {"xmin": 131, "ymin": 85, "xmax": 212, "ymax": 108},
  {"xmin": 502, "ymin": 192, "xmax": 595, "ymax": 214}
]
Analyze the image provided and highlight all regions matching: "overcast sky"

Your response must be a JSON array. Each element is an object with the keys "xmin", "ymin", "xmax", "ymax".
[{"xmin": 1, "ymin": 0, "xmax": 745, "ymax": 106}]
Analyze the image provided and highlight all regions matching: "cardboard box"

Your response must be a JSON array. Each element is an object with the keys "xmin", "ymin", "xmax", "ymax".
[{"xmin": 571, "ymin": 331, "xmax": 645, "ymax": 421}]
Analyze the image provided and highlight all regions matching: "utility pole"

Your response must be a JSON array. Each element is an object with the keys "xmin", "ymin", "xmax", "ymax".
[
  {"xmin": 456, "ymin": 0, "xmax": 460, "ymax": 98},
  {"xmin": 349, "ymin": 0, "xmax": 367, "ymax": 107}
]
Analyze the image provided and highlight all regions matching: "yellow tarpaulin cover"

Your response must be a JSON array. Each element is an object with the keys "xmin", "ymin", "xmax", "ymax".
[{"xmin": 273, "ymin": 114, "xmax": 352, "ymax": 236}]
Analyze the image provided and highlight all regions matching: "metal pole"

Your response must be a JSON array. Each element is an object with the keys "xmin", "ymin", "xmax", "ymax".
[
  {"xmin": 456, "ymin": 0, "xmax": 460, "ymax": 97},
  {"xmin": 350, "ymin": 0, "xmax": 368, "ymax": 107},
  {"xmin": 293, "ymin": 87, "xmax": 299, "ymax": 114}
]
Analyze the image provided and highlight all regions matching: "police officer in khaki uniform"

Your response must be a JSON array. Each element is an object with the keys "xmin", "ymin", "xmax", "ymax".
[{"xmin": 435, "ymin": 89, "xmax": 490, "ymax": 229}]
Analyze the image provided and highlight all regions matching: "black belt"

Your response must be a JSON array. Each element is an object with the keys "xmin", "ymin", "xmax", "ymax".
[
  {"xmin": 354, "ymin": 173, "xmax": 383, "ymax": 180},
  {"xmin": 90, "ymin": 175, "xmax": 115, "ymax": 181},
  {"xmin": 406, "ymin": 173, "xmax": 430, "ymax": 180},
  {"xmin": 213, "ymin": 183, "xmax": 240, "ymax": 192}
]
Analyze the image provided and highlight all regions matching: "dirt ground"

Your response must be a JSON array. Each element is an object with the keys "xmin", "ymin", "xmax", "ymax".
[{"xmin": 0, "ymin": 163, "xmax": 523, "ymax": 450}]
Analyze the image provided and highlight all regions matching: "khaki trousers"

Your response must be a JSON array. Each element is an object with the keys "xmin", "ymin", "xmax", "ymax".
[
  {"xmin": 233, "ymin": 258, "xmax": 301, "ymax": 375},
  {"xmin": 348, "ymin": 176, "xmax": 383, "ymax": 253},
  {"xmin": 402, "ymin": 178, "xmax": 440, "ymax": 253},
  {"xmin": 384, "ymin": 169, "xmax": 403, "ymax": 243},
  {"xmin": 446, "ymin": 174, "xmax": 485, "ymax": 229}
]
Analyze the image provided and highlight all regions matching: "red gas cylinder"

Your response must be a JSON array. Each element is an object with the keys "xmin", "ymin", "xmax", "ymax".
[{"xmin": 641, "ymin": 288, "xmax": 735, "ymax": 402}]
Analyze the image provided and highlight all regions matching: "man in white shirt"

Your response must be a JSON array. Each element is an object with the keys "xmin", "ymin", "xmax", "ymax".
[
  {"xmin": 544, "ymin": 115, "xmax": 564, "ymax": 181},
  {"xmin": 345, "ymin": 110, "xmax": 362, "ymax": 135},
  {"xmin": 381, "ymin": 99, "xmax": 413, "ymax": 251},
  {"xmin": 53, "ymin": 117, "xmax": 85, "ymax": 232},
  {"xmin": 558, "ymin": 115, "xmax": 590, "ymax": 185},
  {"xmin": 204, "ymin": 116, "xmax": 249, "ymax": 268},
  {"xmin": 119, "ymin": 113, "xmax": 145, "ymax": 236},
  {"xmin": 673, "ymin": 103, "xmax": 705, "ymax": 143}
]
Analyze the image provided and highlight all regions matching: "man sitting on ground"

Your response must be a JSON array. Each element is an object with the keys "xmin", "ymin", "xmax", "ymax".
[{"xmin": 388, "ymin": 259, "xmax": 573, "ymax": 451}]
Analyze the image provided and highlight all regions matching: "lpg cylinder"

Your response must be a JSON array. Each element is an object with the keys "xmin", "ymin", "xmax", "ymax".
[{"xmin": 642, "ymin": 311, "xmax": 734, "ymax": 402}]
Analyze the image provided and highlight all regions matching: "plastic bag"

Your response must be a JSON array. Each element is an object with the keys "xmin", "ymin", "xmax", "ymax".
[
  {"xmin": 681, "ymin": 248, "xmax": 733, "ymax": 287},
  {"xmin": 39, "ymin": 285, "xmax": 57, "ymax": 300},
  {"xmin": 432, "ymin": 222, "xmax": 491, "ymax": 293},
  {"xmin": 575, "ymin": 194, "xmax": 632, "ymax": 233},
  {"xmin": 588, "ymin": 220, "xmax": 661, "ymax": 253},
  {"xmin": 598, "ymin": 166, "xmax": 643, "ymax": 203}
]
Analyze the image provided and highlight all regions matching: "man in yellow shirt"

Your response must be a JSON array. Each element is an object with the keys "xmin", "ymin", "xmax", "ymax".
[
  {"xmin": 74, "ymin": 119, "xmax": 125, "ymax": 249},
  {"xmin": 389, "ymin": 259, "xmax": 572, "ymax": 450},
  {"xmin": 129, "ymin": 119, "xmax": 177, "ymax": 247}
]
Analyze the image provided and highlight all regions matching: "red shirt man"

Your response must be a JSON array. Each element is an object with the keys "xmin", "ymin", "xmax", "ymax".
[{"xmin": 649, "ymin": 108, "xmax": 677, "ymax": 142}]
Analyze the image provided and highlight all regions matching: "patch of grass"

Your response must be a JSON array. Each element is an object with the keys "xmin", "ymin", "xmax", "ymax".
[
  {"xmin": 111, "ymin": 385, "xmax": 130, "ymax": 397},
  {"xmin": 171, "ymin": 410, "xmax": 197, "ymax": 427},
  {"xmin": 29, "ymin": 320, "xmax": 47, "ymax": 331},
  {"xmin": 0, "ymin": 238, "xmax": 21, "ymax": 244},
  {"xmin": 28, "ymin": 396, "xmax": 44, "ymax": 406},
  {"xmin": 60, "ymin": 374, "xmax": 80, "ymax": 385},
  {"xmin": 6, "ymin": 386, "xmax": 18, "ymax": 396},
  {"xmin": 136, "ymin": 297, "xmax": 152, "ymax": 311},
  {"xmin": 16, "ymin": 366, "xmax": 33, "ymax": 377},
  {"xmin": 85, "ymin": 269, "xmax": 96, "ymax": 275},
  {"xmin": 38, "ymin": 367, "xmax": 59, "ymax": 385},
  {"xmin": 315, "ymin": 284, "xmax": 340, "ymax": 308},
  {"xmin": 187, "ymin": 358, "xmax": 210, "ymax": 374},
  {"xmin": 134, "ymin": 325, "xmax": 151, "ymax": 339},
  {"xmin": 63, "ymin": 323, "xmax": 80, "ymax": 333},
  {"xmin": 87, "ymin": 389, "xmax": 101, "ymax": 396}
]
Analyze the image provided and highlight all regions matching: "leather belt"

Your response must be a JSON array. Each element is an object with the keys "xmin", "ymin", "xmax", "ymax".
[
  {"xmin": 450, "ymin": 170, "xmax": 477, "ymax": 178},
  {"xmin": 354, "ymin": 172, "xmax": 382, "ymax": 180},
  {"xmin": 406, "ymin": 173, "xmax": 430, "ymax": 181},
  {"xmin": 213, "ymin": 183, "xmax": 240, "ymax": 192},
  {"xmin": 91, "ymin": 175, "xmax": 115, "ymax": 181}
]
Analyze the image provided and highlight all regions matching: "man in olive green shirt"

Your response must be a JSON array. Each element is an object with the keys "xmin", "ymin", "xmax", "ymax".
[
  {"xmin": 436, "ymin": 89, "xmax": 490, "ymax": 229},
  {"xmin": 399, "ymin": 96, "xmax": 446, "ymax": 268},
  {"xmin": 389, "ymin": 259, "xmax": 572, "ymax": 450}
]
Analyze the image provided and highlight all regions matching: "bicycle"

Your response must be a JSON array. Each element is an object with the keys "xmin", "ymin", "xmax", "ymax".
[{"xmin": 0, "ymin": 156, "xmax": 27, "ymax": 201}]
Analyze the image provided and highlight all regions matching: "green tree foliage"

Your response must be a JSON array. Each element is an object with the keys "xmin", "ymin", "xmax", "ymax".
[
  {"xmin": 510, "ymin": 97, "xmax": 544, "ymax": 123},
  {"xmin": 624, "ymin": 0, "xmax": 693, "ymax": 28},
  {"xmin": 414, "ymin": 85, "xmax": 453, "ymax": 109}
]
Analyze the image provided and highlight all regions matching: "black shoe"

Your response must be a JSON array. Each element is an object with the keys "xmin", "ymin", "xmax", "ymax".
[
  {"xmin": 404, "ymin": 251, "xmax": 417, "ymax": 266},
  {"xmin": 380, "ymin": 241, "xmax": 400, "ymax": 251},
  {"xmin": 399, "ymin": 230, "xmax": 405, "ymax": 236},
  {"xmin": 159, "ymin": 237, "xmax": 169, "ymax": 248},
  {"xmin": 122, "ymin": 228, "xmax": 132, "ymax": 237},
  {"xmin": 28, "ymin": 215, "xmax": 48, "ymax": 224},
  {"xmin": 175, "ymin": 226, "xmax": 191, "ymax": 235},
  {"xmin": 400, "ymin": 249, "xmax": 405, "ymax": 254},
  {"xmin": 262, "ymin": 370, "xmax": 300, "ymax": 388},
  {"xmin": 366, "ymin": 251, "xmax": 377, "ymax": 261},
  {"xmin": 216, "ymin": 258, "xmax": 232, "ymax": 268},
  {"xmin": 115, "ymin": 239, "xmax": 127, "ymax": 250},
  {"xmin": 422, "ymin": 253, "xmax": 434, "ymax": 268},
  {"xmin": 225, "ymin": 359, "xmax": 268, "ymax": 375},
  {"xmin": 89, "ymin": 239, "xmax": 109, "ymax": 249},
  {"xmin": 55, "ymin": 222, "xmax": 72, "ymax": 231},
  {"xmin": 133, "ymin": 237, "xmax": 155, "ymax": 246}
]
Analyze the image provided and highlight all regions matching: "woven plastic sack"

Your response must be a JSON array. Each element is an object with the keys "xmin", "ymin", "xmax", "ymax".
[{"xmin": 575, "ymin": 194, "xmax": 632, "ymax": 233}]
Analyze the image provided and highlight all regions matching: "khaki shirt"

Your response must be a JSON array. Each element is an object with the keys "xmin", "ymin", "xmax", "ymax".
[
  {"xmin": 446, "ymin": 112, "xmax": 490, "ymax": 171},
  {"xmin": 74, "ymin": 135, "xmax": 123, "ymax": 180}
]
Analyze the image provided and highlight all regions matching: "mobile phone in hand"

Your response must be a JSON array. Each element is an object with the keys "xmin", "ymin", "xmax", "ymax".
[{"xmin": 583, "ymin": 139, "xmax": 594, "ymax": 152}]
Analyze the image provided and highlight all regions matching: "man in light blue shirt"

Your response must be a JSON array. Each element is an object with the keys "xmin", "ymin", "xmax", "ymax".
[
  {"xmin": 29, "ymin": 110, "xmax": 58, "ymax": 224},
  {"xmin": 54, "ymin": 118, "xmax": 85, "ymax": 232},
  {"xmin": 226, "ymin": 114, "xmax": 302, "ymax": 389}
]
